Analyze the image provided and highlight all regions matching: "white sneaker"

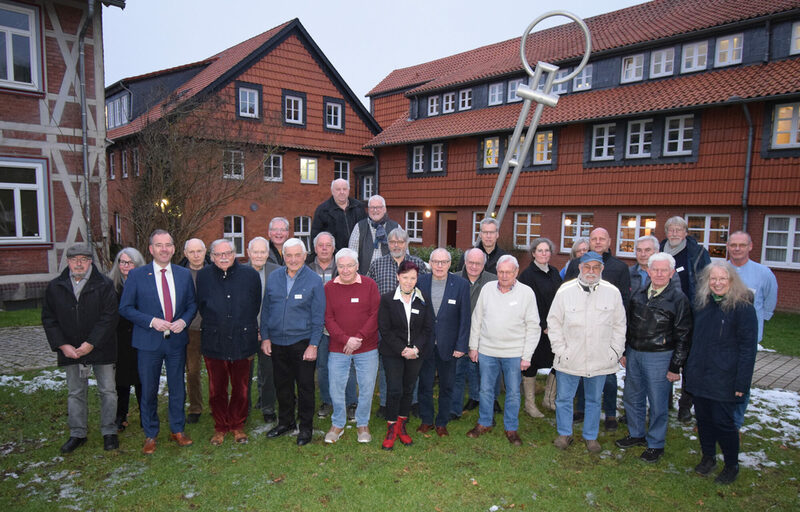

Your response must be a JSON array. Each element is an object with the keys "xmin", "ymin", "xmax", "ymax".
[
  {"xmin": 324, "ymin": 426, "xmax": 344, "ymax": 444},
  {"xmin": 357, "ymin": 426, "xmax": 372, "ymax": 443}
]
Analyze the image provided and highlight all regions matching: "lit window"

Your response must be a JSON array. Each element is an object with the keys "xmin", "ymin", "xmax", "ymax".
[
  {"xmin": 472, "ymin": 211, "xmax": 485, "ymax": 245},
  {"xmin": 121, "ymin": 150, "xmax": 128, "ymax": 178},
  {"xmin": 459, "ymin": 89, "xmax": 473, "ymax": 110},
  {"xmin": 715, "ymin": 33, "xmax": 743, "ymax": 67},
  {"xmin": 334, "ymin": 160, "xmax": 349, "ymax": 182},
  {"xmin": 664, "ymin": 115, "xmax": 694, "ymax": 156},
  {"xmin": 617, "ymin": 214, "xmax": 657, "ymax": 256},
  {"xmin": 533, "ymin": 131, "xmax": 553, "ymax": 165},
  {"xmin": 650, "ymin": 48, "xmax": 675, "ymax": 78},
  {"xmin": 223, "ymin": 149, "xmax": 244, "ymax": 179},
  {"xmin": 412, "ymin": 145, "xmax": 424, "ymax": 173},
  {"xmin": 687, "ymin": 214, "xmax": 730, "ymax": 259},
  {"xmin": 405, "ymin": 211, "xmax": 423, "ymax": 243},
  {"xmin": 285, "ymin": 94, "xmax": 303, "ymax": 124},
  {"xmin": 428, "ymin": 96, "xmax": 439, "ymax": 116},
  {"xmin": 442, "ymin": 92, "xmax": 455, "ymax": 113},
  {"xmin": 508, "ymin": 134, "xmax": 526, "ymax": 165},
  {"xmin": 772, "ymin": 103, "xmax": 800, "ymax": 148},
  {"xmin": 326, "ymin": 101, "xmax": 343, "ymax": 129},
  {"xmin": 0, "ymin": 2, "xmax": 41, "ymax": 91},
  {"xmin": 762, "ymin": 215, "xmax": 800, "ymax": 268},
  {"xmin": 592, "ymin": 123, "xmax": 616, "ymax": 161},
  {"xmin": 483, "ymin": 137, "xmax": 500, "ymax": 168},
  {"xmin": 223, "ymin": 215, "xmax": 245, "ymax": 256},
  {"xmin": 514, "ymin": 212, "xmax": 541, "ymax": 250},
  {"xmin": 572, "ymin": 64, "xmax": 593, "ymax": 91},
  {"xmin": 264, "ymin": 153, "xmax": 282, "ymax": 182},
  {"xmin": 109, "ymin": 152, "xmax": 115, "ymax": 180},
  {"xmin": 300, "ymin": 157, "xmax": 317, "ymax": 184},
  {"xmin": 626, "ymin": 119, "xmax": 653, "ymax": 158},
  {"xmin": 561, "ymin": 213, "xmax": 593, "ymax": 253},
  {"xmin": 294, "ymin": 216, "xmax": 311, "ymax": 250},
  {"xmin": 681, "ymin": 41, "xmax": 708, "ymax": 73},
  {"xmin": 488, "ymin": 83, "xmax": 504, "ymax": 105},
  {"xmin": 431, "ymin": 143, "xmax": 444, "ymax": 171},
  {"xmin": 361, "ymin": 175, "xmax": 374, "ymax": 200},
  {"xmin": 621, "ymin": 54, "xmax": 644, "ymax": 83},
  {"xmin": 552, "ymin": 69, "xmax": 569, "ymax": 94},
  {"xmin": 239, "ymin": 87, "xmax": 258, "ymax": 118},
  {"xmin": 508, "ymin": 78, "xmax": 525, "ymax": 102},
  {"xmin": 0, "ymin": 159, "xmax": 49, "ymax": 243},
  {"xmin": 792, "ymin": 22, "xmax": 800, "ymax": 55}
]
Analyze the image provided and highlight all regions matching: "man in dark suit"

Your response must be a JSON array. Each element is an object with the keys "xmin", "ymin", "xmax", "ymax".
[
  {"xmin": 416, "ymin": 248, "xmax": 471, "ymax": 436},
  {"xmin": 119, "ymin": 229, "xmax": 197, "ymax": 454}
]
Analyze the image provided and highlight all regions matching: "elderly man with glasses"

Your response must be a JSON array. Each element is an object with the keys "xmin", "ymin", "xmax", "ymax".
[{"xmin": 348, "ymin": 195, "xmax": 400, "ymax": 276}]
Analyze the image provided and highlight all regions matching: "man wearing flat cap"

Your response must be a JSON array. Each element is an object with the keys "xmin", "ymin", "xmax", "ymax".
[{"xmin": 42, "ymin": 244, "xmax": 120, "ymax": 453}]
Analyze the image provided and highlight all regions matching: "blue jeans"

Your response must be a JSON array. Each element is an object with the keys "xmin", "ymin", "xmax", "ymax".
[
  {"xmin": 328, "ymin": 349, "xmax": 378, "ymax": 428},
  {"xmin": 65, "ymin": 363, "xmax": 117, "ymax": 437},
  {"xmin": 576, "ymin": 373, "xmax": 618, "ymax": 417},
  {"xmin": 734, "ymin": 390, "xmax": 750, "ymax": 429},
  {"xmin": 138, "ymin": 340, "xmax": 187, "ymax": 438},
  {"xmin": 418, "ymin": 349, "xmax": 457, "ymax": 427},
  {"xmin": 622, "ymin": 348, "xmax": 673, "ymax": 448},
  {"xmin": 451, "ymin": 356, "xmax": 480, "ymax": 415},
  {"xmin": 478, "ymin": 354, "xmax": 521, "ymax": 431},
  {"xmin": 316, "ymin": 334, "xmax": 357, "ymax": 406},
  {"xmin": 556, "ymin": 372, "xmax": 605, "ymax": 440}
]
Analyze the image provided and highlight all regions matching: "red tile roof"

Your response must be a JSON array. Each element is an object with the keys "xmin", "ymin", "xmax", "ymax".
[
  {"xmin": 366, "ymin": 58, "xmax": 800, "ymax": 148},
  {"xmin": 368, "ymin": 0, "xmax": 800, "ymax": 97}
]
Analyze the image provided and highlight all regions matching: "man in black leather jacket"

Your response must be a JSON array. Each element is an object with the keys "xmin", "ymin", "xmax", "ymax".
[{"xmin": 616, "ymin": 252, "xmax": 691, "ymax": 463}]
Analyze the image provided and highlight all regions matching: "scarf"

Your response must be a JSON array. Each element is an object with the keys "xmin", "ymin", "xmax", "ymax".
[
  {"xmin": 534, "ymin": 261, "xmax": 549, "ymax": 272},
  {"xmin": 664, "ymin": 238, "xmax": 687, "ymax": 256},
  {"xmin": 371, "ymin": 217, "xmax": 388, "ymax": 249}
]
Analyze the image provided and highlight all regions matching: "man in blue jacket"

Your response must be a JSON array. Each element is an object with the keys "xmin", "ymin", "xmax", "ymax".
[{"xmin": 261, "ymin": 238, "xmax": 325, "ymax": 446}]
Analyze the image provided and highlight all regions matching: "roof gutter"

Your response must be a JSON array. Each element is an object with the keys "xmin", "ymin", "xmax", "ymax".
[
  {"xmin": 78, "ymin": 0, "xmax": 95, "ymax": 248},
  {"xmin": 727, "ymin": 96, "xmax": 753, "ymax": 231}
]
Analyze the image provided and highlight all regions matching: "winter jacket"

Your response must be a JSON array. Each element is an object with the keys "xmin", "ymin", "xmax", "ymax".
[
  {"xmin": 564, "ymin": 250, "xmax": 631, "ymax": 308},
  {"xmin": 378, "ymin": 290, "xmax": 433, "ymax": 358},
  {"xmin": 310, "ymin": 196, "xmax": 366, "ymax": 253},
  {"xmin": 659, "ymin": 235, "xmax": 711, "ymax": 302},
  {"xmin": 261, "ymin": 265, "xmax": 325, "ymax": 346}
]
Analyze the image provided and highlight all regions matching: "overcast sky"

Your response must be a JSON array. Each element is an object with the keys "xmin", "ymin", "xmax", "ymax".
[{"xmin": 102, "ymin": 0, "xmax": 645, "ymax": 108}]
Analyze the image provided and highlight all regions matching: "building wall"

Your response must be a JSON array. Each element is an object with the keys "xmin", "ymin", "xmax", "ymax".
[{"xmin": 370, "ymin": 92, "xmax": 409, "ymax": 131}]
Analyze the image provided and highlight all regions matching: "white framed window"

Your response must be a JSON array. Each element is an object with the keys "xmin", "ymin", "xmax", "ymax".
[
  {"xmin": 509, "ymin": 134, "xmax": 526, "ymax": 164},
  {"xmin": 405, "ymin": 211, "xmax": 423, "ymax": 243},
  {"xmin": 514, "ymin": 212, "xmax": 541, "ymax": 250},
  {"xmin": 223, "ymin": 215, "xmax": 244, "ymax": 257},
  {"xmin": 285, "ymin": 95, "xmax": 303, "ymax": 124},
  {"xmin": 552, "ymin": 69, "xmax": 570, "ymax": 94},
  {"xmin": 483, "ymin": 137, "xmax": 500, "ymax": 168},
  {"xmin": 681, "ymin": 41, "xmax": 708, "ymax": 73},
  {"xmin": 508, "ymin": 78, "xmax": 525, "ymax": 102},
  {"xmin": 626, "ymin": 119, "xmax": 653, "ymax": 158},
  {"xmin": 294, "ymin": 216, "xmax": 311, "ymax": 250},
  {"xmin": 617, "ymin": 213, "xmax": 657, "ymax": 256},
  {"xmin": 412, "ymin": 145, "xmax": 424, "ymax": 173},
  {"xmin": 650, "ymin": 48, "xmax": 674, "ymax": 78},
  {"xmin": 664, "ymin": 114, "xmax": 694, "ymax": 156},
  {"xmin": 0, "ymin": 2, "xmax": 40, "ymax": 91},
  {"xmin": 108, "ymin": 152, "xmax": 115, "ymax": 180},
  {"xmin": 592, "ymin": 123, "xmax": 616, "ymax": 161},
  {"xmin": 442, "ymin": 92, "xmax": 455, "ymax": 113},
  {"xmin": 223, "ymin": 149, "xmax": 244, "ymax": 179},
  {"xmin": 334, "ymin": 160, "xmax": 349, "ymax": 182},
  {"xmin": 300, "ymin": 157, "xmax": 317, "ymax": 184},
  {"xmin": 561, "ymin": 213, "xmax": 593, "ymax": 253},
  {"xmin": 0, "ymin": 159, "xmax": 48, "ymax": 243},
  {"xmin": 488, "ymin": 83, "xmax": 504, "ymax": 105},
  {"xmin": 114, "ymin": 212, "xmax": 121, "ymax": 244},
  {"xmin": 326, "ymin": 102, "xmax": 342, "ymax": 129},
  {"xmin": 239, "ymin": 87, "xmax": 258, "ymax": 118},
  {"xmin": 431, "ymin": 143, "xmax": 444, "ymax": 171},
  {"xmin": 459, "ymin": 89, "xmax": 473, "ymax": 110},
  {"xmin": 105, "ymin": 96, "xmax": 129, "ymax": 129},
  {"xmin": 132, "ymin": 148, "xmax": 140, "ymax": 177},
  {"xmin": 762, "ymin": 215, "xmax": 800, "ymax": 269},
  {"xmin": 687, "ymin": 214, "xmax": 730, "ymax": 259},
  {"xmin": 772, "ymin": 103, "xmax": 800, "ymax": 148},
  {"xmin": 533, "ymin": 131, "xmax": 553, "ymax": 165},
  {"xmin": 472, "ymin": 211, "xmax": 485, "ymax": 245},
  {"xmin": 264, "ymin": 153, "xmax": 282, "ymax": 182},
  {"xmin": 792, "ymin": 22, "xmax": 800, "ymax": 55},
  {"xmin": 715, "ymin": 33, "xmax": 743, "ymax": 67},
  {"xmin": 121, "ymin": 150, "xmax": 128, "ymax": 178},
  {"xmin": 573, "ymin": 64, "xmax": 593, "ymax": 91},
  {"xmin": 621, "ymin": 54, "xmax": 644, "ymax": 83},
  {"xmin": 427, "ymin": 96, "xmax": 439, "ymax": 116},
  {"xmin": 361, "ymin": 175, "xmax": 374, "ymax": 200}
]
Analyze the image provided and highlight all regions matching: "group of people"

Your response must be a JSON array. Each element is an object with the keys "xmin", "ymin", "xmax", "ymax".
[{"xmin": 42, "ymin": 178, "xmax": 777, "ymax": 485}]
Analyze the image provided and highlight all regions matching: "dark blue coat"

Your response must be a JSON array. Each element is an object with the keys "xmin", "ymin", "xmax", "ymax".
[
  {"xmin": 685, "ymin": 298, "xmax": 757, "ymax": 402},
  {"xmin": 417, "ymin": 272, "xmax": 471, "ymax": 360},
  {"xmin": 196, "ymin": 260, "xmax": 261, "ymax": 360}
]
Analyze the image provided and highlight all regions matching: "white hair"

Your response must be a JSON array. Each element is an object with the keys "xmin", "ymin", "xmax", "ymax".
[
  {"xmin": 282, "ymin": 237, "xmax": 307, "ymax": 253},
  {"xmin": 334, "ymin": 248, "xmax": 359, "ymax": 267},
  {"xmin": 496, "ymin": 254, "xmax": 519, "ymax": 269},
  {"xmin": 648, "ymin": 252, "xmax": 676, "ymax": 270}
]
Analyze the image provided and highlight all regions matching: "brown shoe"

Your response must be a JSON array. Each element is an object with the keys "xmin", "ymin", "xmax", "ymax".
[
  {"xmin": 466, "ymin": 424, "xmax": 492, "ymax": 438},
  {"xmin": 142, "ymin": 437, "xmax": 156, "ymax": 454},
  {"xmin": 210, "ymin": 431, "xmax": 225, "ymax": 446},
  {"xmin": 417, "ymin": 423, "xmax": 434, "ymax": 433},
  {"xmin": 232, "ymin": 430, "xmax": 248, "ymax": 444},
  {"xmin": 170, "ymin": 432, "xmax": 193, "ymax": 447},
  {"xmin": 435, "ymin": 426, "xmax": 449, "ymax": 437},
  {"xmin": 505, "ymin": 430, "xmax": 523, "ymax": 446}
]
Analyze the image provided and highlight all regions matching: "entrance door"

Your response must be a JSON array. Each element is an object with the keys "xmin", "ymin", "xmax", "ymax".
[{"xmin": 438, "ymin": 212, "xmax": 458, "ymax": 248}]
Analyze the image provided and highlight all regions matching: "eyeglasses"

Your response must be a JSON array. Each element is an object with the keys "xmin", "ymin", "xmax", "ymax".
[
  {"xmin": 68, "ymin": 256, "xmax": 91, "ymax": 264},
  {"xmin": 119, "ymin": 260, "xmax": 135, "ymax": 267},
  {"xmin": 213, "ymin": 251, "xmax": 234, "ymax": 258},
  {"xmin": 430, "ymin": 260, "xmax": 450, "ymax": 266},
  {"xmin": 368, "ymin": 205, "xmax": 385, "ymax": 211},
  {"xmin": 337, "ymin": 263, "xmax": 357, "ymax": 270}
]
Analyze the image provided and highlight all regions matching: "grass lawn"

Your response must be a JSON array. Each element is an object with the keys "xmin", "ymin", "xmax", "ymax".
[
  {"xmin": 761, "ymin": 312, "xmax": 800, "ymax": 357},
  {"xmin": 1, "ymin": 370, "xmax": 798, "ymax": 511},
  {"xmin": 0, "ymin": 308, "xmax": 41, "ymax": 328}
]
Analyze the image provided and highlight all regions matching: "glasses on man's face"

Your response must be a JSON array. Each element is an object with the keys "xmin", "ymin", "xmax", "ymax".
[
  {"xmin": 337, "ymin": 263, "xmax": 357, "ymax": 270},
  {"xmin": 214, "ymin": 251, "xmax": 234, "ymax": 258},
  {"xmin": 368, "ymin": 205, "xmax": 385, "ymax": 211},
  {"xmin": 69, "ymin": 257, "xmax": 91, "ymax": 264},
  {"xmin": 430, "ymin": 260, "xmax": 450, "ymax": 266},
  {"xmin": 119, "ymin": 259, "xmax": 135, "ymax": 267}
]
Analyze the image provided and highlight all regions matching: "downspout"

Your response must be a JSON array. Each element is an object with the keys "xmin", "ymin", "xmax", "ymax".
[
  {"xmin": 78, "ymin": 0, "xmax": 95, "ymax": 247},
  {"xmin": 740, "ymin": 103, "xmax": 753, "ymax": 232}
]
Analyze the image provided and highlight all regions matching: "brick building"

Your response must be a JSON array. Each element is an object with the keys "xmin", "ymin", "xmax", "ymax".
[
  {"xmin": 106, "ymin": 18, "xmax": 380, "ymax": 257},
  {"xmin": 366, "ymin": 0, "xmax": 800, "ymax": 311},
  {"xmin": 0, "ymin": 0, "xmax": 123, "ymax": 308}
]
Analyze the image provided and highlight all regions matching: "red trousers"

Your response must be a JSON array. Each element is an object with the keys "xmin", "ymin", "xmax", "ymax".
[{"xmin": 204, "ymin": 357, "xmax": 251, "ymax": 432}]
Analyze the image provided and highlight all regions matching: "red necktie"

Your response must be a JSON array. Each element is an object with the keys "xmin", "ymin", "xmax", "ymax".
[{"xmin": 161, "ymin": 268, "xmax": 173, "ymax": 322}]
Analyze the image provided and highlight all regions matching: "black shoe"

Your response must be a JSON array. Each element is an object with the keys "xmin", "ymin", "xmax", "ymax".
[
  {"xmin": 115, "ymin": 415, "xmax": 127, "ymax": 432},
  {"xmin": 640, "ymin": 447, "xmax": 664, "ymax": 463},
  {"xmin": 410, "ymin": 404, "xmax": 420, "ymax": 418},
  {"xmin": 615, "ymin": 435, "xmax": 647, "ymax": 449},
  {"xmin": 463, "ymin": 399, "xmax": 479, "ymax": 412},
  {"xmin": 695, "ymin": 455, "xmax": 717, "ymax": 476},
  {"xmin": 296, "ymin": 429, "xmax": 312, "ymax": 446},
  {"xmin": 347, "ymin": 404, "xmax": 357, "ymax": 422},
  {"xmin": 266, "ymin": 423, "xmax": 297, "ymax": 438},
  {"xmin": 60, "ymin": 437, "xmax": 87, "ymax": 454},
  {"xmin": 450, "ymin": 413, "xmax": 461, "ymax": 421},
  {"xmin": 678, "ymin": 407, "xmax": 693, "ymax": 423},
  {"xmin": 605, "ymin": 417, "xmax": 618, "ymax": 432},
  {"xmin": 186, "ymin": 413, "xmax": 200, "ymax": 424},
  {"xmin": 263, "ymin": 412, "xmax": 277, "ymax": 423},
  {"xmin": 493, "ymin": 400, "xmax": 502, "ymax": 414},
  {"xmin": 377, "ymin": 406, "xmax": 386, "ymax": 420},
  {"xmin": 573, "ymin": 411, "xmax": 584, "ymax": 423},
  {"xmin": 103, "ymin": 434, "xmax": 119, "ymax": 451},
  {"xmin": 715, "ymin": 464, "xmax": 739, "ymax": 484},
  {"xmin": 618, "ymin": 414, "xmax": 627, "ymax": 424}
]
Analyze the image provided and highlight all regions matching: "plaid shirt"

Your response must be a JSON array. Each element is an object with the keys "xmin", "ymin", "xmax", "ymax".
[{"xmin": 367, "ymin": 253, "xmax": 429, "ymax": 295}]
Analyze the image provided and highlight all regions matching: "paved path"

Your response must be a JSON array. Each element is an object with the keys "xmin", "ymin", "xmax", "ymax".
[{"xmin": 1, "ymin": 326, "xmax": 799, "ymax": 392}]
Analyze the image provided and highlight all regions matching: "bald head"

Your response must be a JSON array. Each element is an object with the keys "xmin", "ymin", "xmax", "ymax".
[{"xmin": 589, "ymin": 228, "xmax": 611, "ymax": 254}]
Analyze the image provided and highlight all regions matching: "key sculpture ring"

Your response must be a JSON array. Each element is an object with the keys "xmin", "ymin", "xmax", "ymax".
[{"xmin": 485, "ymin": 11, "xmax": 592, "ymax": 227}]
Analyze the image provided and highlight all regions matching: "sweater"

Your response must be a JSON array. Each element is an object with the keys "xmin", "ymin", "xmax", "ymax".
[
  {"xmin": 469, "ymin": 281, "xmax": 540, "ymax": 360},
  {"xmin": 324, "ymin": 276, "xmax": 380, "ymax": 354}
]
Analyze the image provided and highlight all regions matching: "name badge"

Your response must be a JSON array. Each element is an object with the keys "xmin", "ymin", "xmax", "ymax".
[
  {"xmin": 509, "ymin": 301, "xmax": 518, "ymax": 306},
  {"xmin": 294, "ymin": 294, "xmax": 303, "ymax": 299},
  {"xmin": 448, "ymin": 299, "xmax": 457, "ymax": 305},
  {"xmin": 411, "ymin": 308, "xmax": 420, "ymax": 314},
  {"xmin": 351, "ymin": 297, "xmax": 359, "ymax": 303},
  {"xmin": 675, "ymin": 266, "xmax": 685, "ymax": 273}
]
